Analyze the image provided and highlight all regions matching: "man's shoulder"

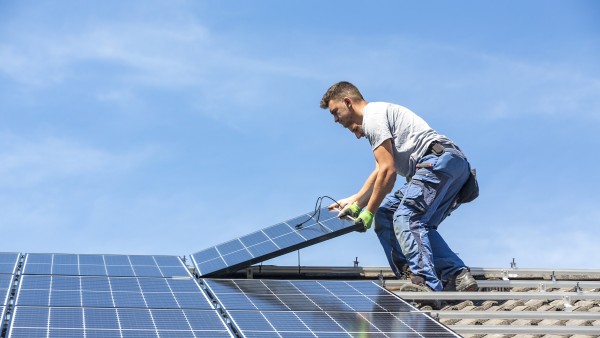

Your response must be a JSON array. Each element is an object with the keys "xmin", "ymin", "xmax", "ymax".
[
  {"xmin": 366, "ymin": 102, "xmax": 411, "ymax": 114},
  {"xmin": 366, "ymin": 101, "xmax": 391, "ymax": 112}
]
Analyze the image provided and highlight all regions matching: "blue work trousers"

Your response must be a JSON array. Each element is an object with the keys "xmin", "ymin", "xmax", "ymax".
[{"xmin": 374, "ymin": 148, "xmax": 470, "ymax": 291}]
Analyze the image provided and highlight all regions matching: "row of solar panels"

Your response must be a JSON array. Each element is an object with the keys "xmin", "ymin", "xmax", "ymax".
[
  {"xmin": 0, "ymin": 252, "xmax": 459, "ymax": 337},
  {"xmin": 0, "ymin": 208, "xmax": 461, "ymax": 337}
]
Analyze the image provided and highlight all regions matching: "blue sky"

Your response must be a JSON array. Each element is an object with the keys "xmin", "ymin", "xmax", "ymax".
[{"xmin": 1, "ymin": 1, "xmax": 599, "ymax": 270}]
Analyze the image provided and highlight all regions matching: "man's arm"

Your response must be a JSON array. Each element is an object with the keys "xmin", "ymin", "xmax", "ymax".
[
  {"xmin": 331, "ymin": 138, "xmax": 396, "ymax": 228},
  {"xmin": 362, "ymin": 139, "xmax": 396, "ymax": 213}
]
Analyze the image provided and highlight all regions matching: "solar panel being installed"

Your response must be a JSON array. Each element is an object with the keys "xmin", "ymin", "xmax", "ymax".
[
  {"xmin": 0, "ymin": 252, "xmax": 20, "ymax": 274},
  {"xmin": 22, "ymin": 253, "xmax": 190, "ymax": 277},
  {"xmin": 191, "ymin": 207, "xmax": 361, "ymax": 276},
  {"xmin": 204, "ymin": 279, "xmax": 461, "ymax": 337},
  {"xmin": 8, "ymin": 307, "xmax": 234, "ymax": 337}
]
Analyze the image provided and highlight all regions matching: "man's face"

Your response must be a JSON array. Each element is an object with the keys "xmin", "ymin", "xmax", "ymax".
[{"xmin": 328, "ymin": 99, "xmax": 364, "ymax": 139}]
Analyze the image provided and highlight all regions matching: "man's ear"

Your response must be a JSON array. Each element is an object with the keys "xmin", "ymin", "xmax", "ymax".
[{"xmin": 344, "ymin": 97, "xmax": 352, "ymax": 107}]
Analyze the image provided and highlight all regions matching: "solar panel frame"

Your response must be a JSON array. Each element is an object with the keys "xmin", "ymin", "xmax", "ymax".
[
  {"xmin": 21, "ymin": 253, "xmax": 191, "ymax": 278},
  {"xmin": 7, "ymin": 306, "xmax": 235, "ymax": 338},
  {"xmin": 191, "ymin": 207, "xmax": 362, "ymax": 276},
  {"xmin": 14, "ymin": 275, "xmax": 215, "ymax": 310},
  {"xmin": 204, "ymin": 279, "xmax": 461, "ymax": 338}
]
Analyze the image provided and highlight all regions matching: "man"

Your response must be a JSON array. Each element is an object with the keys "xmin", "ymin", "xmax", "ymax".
[{"xmin": 320, "ymin": 81, "xmax": 478, "ymax": 292}]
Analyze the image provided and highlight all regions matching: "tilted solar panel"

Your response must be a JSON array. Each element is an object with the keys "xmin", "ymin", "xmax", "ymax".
[
  {"xmin": 191, "ymin": 207, "xmax": 361, "ymax": 276},
  {"xmin": 22, "ymin": 253, "xmax": 190, "ymax": 277},
  {"xmin": 0, "ymin": 252, "xmax": 20, "ymax": 274},
  {"xmin": 8, "ymin": 307, "xmax": 234, "ymax": 337},
  {"xmin": 204, "ymin": 279, "xmax": 461, "ymax": 338}
]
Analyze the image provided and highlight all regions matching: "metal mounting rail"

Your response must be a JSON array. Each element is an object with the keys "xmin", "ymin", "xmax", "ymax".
[
  {"xmin": 427, "ymin": 310, "xmax": 600, "ymax": 320},
  {"xmin": 476, "ymin": 279, "xmax": 600, "ymax": 289},
  {"xmin": 393, "ymin": 291, "xmax": 600, "ymax": 301},
  {"xmin": 470, "ymin": 267, "xmax": 600, "ymax": 278},
  {"xmin": 451, "ymin": 325, "xmax": 600, "ymax": 335},
  {"xmin": 384, "ymin": 279, "xmax": 600, "ymax": 289}
]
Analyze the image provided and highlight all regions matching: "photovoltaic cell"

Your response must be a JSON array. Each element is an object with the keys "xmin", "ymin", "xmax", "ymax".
[
  {"xmin": 8, "ymin": 306, "xmax": 234, "ymax": 338},
  {"xmin": 21, "ymin": 254, "xmax": 190, "ymax": 277},
  {"xmin": 191, "ymin": 207, "xmax": 361, "ymax": 276},
  {"xmin": 14, "ymin": 275, "xmax": 214, "ymax": 310},
  {"xmin": 0, "ymin": 252, "xmax": 20, "ymax": 274},
  {"xmin": 204, "ymin": 279, "xmax": 461, "ymax": 338}
]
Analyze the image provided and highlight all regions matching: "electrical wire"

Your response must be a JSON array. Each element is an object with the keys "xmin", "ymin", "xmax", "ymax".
[{"xmin": 294, "ymin": 195, "xmax": 341, "ymax": 229}]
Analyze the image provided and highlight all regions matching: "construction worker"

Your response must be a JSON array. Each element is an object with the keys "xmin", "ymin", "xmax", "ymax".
[{"xmin": 320, "ymin": 81, "xmax": 478, "ymax": 292}]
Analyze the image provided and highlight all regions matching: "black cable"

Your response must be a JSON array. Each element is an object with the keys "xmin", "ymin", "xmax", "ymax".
[{"xmin": 295, "ymin": 195, "xmax": 342, "ymax": 229}]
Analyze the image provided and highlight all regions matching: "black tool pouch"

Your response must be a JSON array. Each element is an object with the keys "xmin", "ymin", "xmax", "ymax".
[{"xmin": 457, "ymin": 168, "xmax": 479, "ymax": 204}]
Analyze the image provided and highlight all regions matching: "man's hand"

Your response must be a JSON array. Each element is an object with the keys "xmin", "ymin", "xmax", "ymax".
[
  {"xmin": 328, "ymin": 196, "xmax": 353, "ymax": 211},
  {"xmin": 355, "ymin": 209, "xmax": 374, "ymax": 232},
  {"xmin": 338, "ymin": 202, "xmax": 361, "ymax": 219}
]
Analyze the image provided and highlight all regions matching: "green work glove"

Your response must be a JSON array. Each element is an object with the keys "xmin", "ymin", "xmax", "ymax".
[
  {"xmin": 355, "ymin": 209, "xmax": 374, "ymax": 232},
  {"xmin": 338, "ymin": 202, "xmax": 361, "ymax": 219}
]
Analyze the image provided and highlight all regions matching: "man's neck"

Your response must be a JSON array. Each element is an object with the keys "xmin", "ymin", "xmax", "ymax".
[{"xmin": 353, "ymin": 100, "xmax": 369, "ymax": 124}]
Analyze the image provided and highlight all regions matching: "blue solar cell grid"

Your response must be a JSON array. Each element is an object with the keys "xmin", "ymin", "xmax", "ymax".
[
  {"xmin": 227, "ymin": 310, "xmax": 460, "ymax": 337},
  {"xmin": 8, "ymin": 306, "xmax": 234, "ymax": 338},
  {"xmin": 22, "ymin": 253, "xmax": 190, "ymax": 277},
  {"xmin": 192, "ymin": 207, "xmax": 360, "ymax": 276},
  {"xmin": 205, "ymin": 279, "xmax": 461, "ymax": 338},
  {"xmin": 15, "ymin": 275, "xmax": 214, "ymax": 310},
  {"xmin": 1, "ymin": 274, "xmax": 14, "ymax": 306},
  {"xmin": 205, "ymin": 279, "xmax": 414, "ymax": 312},
  {"xmin": 0, "ymin": 252, "xmax": 20, "ymax": 274}
]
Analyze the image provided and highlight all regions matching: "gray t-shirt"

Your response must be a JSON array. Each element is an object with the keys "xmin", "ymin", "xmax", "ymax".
[{"xmin": 362, "ymin": 102, "xmax": 451, "ymax": 177}]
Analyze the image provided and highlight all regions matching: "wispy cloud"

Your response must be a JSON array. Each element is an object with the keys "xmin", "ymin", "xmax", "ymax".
[
  {"xmin": 0, "ymin": 21, "xmax": 210, "ymax": 87},
  {"xmin": 4, "ymin": 4, "xmax": 596, "ymax": 126},
  {"xmin": 0, "ymin": 134, "xmax": 155, "ymax": 188}
]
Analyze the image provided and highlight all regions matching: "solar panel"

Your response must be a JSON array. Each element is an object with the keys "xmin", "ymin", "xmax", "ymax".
[
  {"xmin": 22, "ymin": 253, "xmax": 190, "ymax": 277},
  {"xmin": 1, "ymin": 274, "xmax": 14, "ymax": 306},
  {"xmin": 7, "ymin": 253, "xmax": 237, "ymax": 337},
  {"xmin": 0, "ymin": 252, "xmax": 20, "ymax": 274},
  {"xmin": 15, "ymin": 275, "xmax": 214, "ymax": 309},
  {"xmin": 8, "ymin": 307, "xmax": 234, "ymax": 337},
  {"xmin": 204, "ymin": 279, "xmax": 461, "ymax": 337},
  {"xmin": 191, "ymin": 207, "xmax": 361, "ymax": 276}
]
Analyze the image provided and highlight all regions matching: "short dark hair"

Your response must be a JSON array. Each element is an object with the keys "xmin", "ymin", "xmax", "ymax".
[{"xmin": 319, "ymin": 81, "xmax": 364, "ymax": 109}]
